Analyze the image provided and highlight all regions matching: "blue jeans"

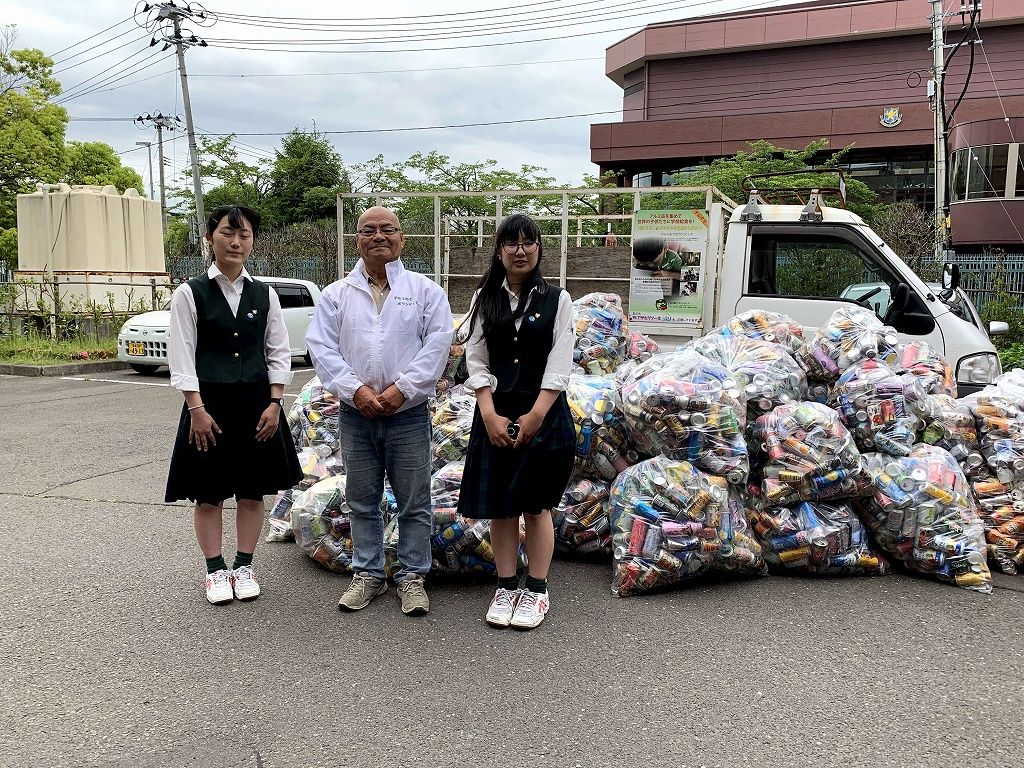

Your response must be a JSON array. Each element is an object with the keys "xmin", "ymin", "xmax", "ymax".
[{"xmin": 338, "ymin": 402, "xmax": 432, "ymax": 582}]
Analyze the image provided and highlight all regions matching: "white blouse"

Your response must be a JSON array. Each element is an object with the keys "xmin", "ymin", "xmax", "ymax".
[{"xmin": 464, "ymin": 281, "xmax": 575, "ymax": 393}]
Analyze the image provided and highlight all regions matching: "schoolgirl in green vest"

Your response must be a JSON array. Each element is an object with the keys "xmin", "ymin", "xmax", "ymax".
[
  {"xmin": 165, "ymin": 205, "xmax": 302, "ymax": 605},
  {"xmin": 459, "ymin": 213, "xmax": 576, "ymax": 630}
]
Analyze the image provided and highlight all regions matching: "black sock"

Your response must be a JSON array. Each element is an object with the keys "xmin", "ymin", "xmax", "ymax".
[
  {"xmin": 497, "ymin": 575, "xmax": 520, "ymax": 591},
  {"xmin": 233, "ymin": 551, "xmax": 253, "ymax": 570},
  {"xmin": 525, "ymin": 576, "xmax": 548, "ymax": 594},
  {"xmin": 206, "ymin": 554, "xmax": 227, "ymax": 574}
]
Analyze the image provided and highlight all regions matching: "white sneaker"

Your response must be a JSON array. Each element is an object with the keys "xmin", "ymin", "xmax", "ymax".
[
  {"xmin": 205, "ymin": 569, "xmax": 233, "ymax": 605},
  {"xmin": 230, "ymin": 565, "xmax": 261, "ymax": 601},
  {"xmin": 509, "ymin": 589, "xmax": 549, "ymax": 630},
  {"xmin": 485, "ymin": 588, "xmax": 521, "ymax": 628}
]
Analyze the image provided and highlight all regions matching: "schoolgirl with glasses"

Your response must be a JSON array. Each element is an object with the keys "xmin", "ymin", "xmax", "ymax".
[{"xmin": 458, "ymin": 213, "xmax": 576, "ymax": 630}]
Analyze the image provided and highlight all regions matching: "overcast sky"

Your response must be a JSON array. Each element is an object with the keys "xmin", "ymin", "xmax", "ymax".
[{"xmin": 3, "ymin": 0, "xmax": 799, "ymax": 194}]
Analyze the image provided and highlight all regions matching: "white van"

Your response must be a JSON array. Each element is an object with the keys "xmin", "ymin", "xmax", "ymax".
[{"xmin": 116, "ymin": 276, "xmax": 321, "ymax": 374}]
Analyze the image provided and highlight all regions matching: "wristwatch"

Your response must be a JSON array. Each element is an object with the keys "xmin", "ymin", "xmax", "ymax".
[{"xmin": 270, "ymin": 397, "xmax": 283, "ymax": 408}]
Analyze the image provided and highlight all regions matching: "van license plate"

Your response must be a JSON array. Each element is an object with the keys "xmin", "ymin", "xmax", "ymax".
[{"xmin": 127, "ymin": 342, "xmax": 146, "ymax": 356}]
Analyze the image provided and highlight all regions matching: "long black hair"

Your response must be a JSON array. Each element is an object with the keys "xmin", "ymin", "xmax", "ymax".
[{"xmin": 464, "ymin": 213, "xmax": 547, "ymax": 341}]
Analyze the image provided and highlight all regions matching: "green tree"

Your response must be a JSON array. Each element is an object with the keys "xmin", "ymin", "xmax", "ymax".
[
  {"xmin": 0, "ymin": 227, "xmax": 17, "ymax": 273},
  {"xmin": 673, "ymin": 139, "xmax": 879, "ymax": 219},
  {"xmin": 168, "ymin": 134, "xmax": 273, "ymax": 221},
  {"xmin": 269, "ymin": 129, "xmax": 346, "ymax": 224},
  {"xmin": 62, "ymin": 141, "xmax": 144, "ymax": 193},
  {"xmin": 0, "ymin": 26, "xmax": 68, "ymax": 229}
]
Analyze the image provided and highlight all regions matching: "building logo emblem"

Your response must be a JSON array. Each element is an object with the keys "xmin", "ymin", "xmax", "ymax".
[{"xmin": 880, "ymin": 107, "xmax": 903, "ymax": 128}]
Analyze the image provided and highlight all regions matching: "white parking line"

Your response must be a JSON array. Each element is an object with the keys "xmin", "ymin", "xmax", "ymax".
[{"xmin": 60, "ymin": 375, "xmax": 307, "ymax": 398}]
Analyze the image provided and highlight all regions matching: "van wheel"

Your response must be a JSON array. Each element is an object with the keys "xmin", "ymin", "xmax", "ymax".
[{"xmin": 130, "ymin": 363, "xmax": 159, "ymax": 375}]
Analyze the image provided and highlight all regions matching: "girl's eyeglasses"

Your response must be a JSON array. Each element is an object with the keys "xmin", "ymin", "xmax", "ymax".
[{"xmin": 501, "ymin": 241, "xmax": 538, "ymax": 254}]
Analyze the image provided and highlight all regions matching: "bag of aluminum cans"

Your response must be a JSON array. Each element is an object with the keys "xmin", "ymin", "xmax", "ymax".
[
  {"xmin": 723, "ymin": 309, "xmax": 806, "ymax": 355},
  {"xmin": 915, "ymin": 394, "xmax": 985, "ymax": 479},
  {"xmin": 688, "ymin": 333, "xmax": 808, "ymax": 419},
  {"xmin": 435, "ymin": 323, "xmax": 470, "ymax": 397},
  {"xmin": 970, "ymin": 476, "xmax": 1024, "ymax": 574},
  {"xmin": 968, "ymin": 393, "xmax": 1024, "ymax": 486},
  {"xmin": 286, "ymin": 375, "xmax": 341, "ymax": 454},
  {"xmin": 572, "ymin": 292, "xmax": 628, "ymax": 375},
  {"xmin": 609, "ymin": 456, "xmax": 764, "ymax": 596},
  {"xmin": 430, "ymin": 386, "xmax": 476, "ymax": 471},
  {"xmin": 624, "ymin": 329, "xmax": 660, "ymax": 363},
  {"xmin": 830, "ymin": 359, "xmax": 922, "ymax": 456},
  {"xmin": 798, "ymin": 305, "xmax": 898, "ymax": 383},
  {"xmin": 747, "ymin": 485, "xmax": 888, "ymax": 575},
  {"xmin": 859, "ymin": 445, "xmax": 992, "ymax": 592},
  {"xmin": 554, "ymin": 478, "xmax": 612, "ymax": 556},
  {"xmin": 567, "ymin": 374, "xmax": 635, "ymax": 480},
  {"xmin": 266, "ymin": 448, "xmax": 345, "ymax": 542},
  {"xmin": 291, "ymin": 475, "xmax": 357, "ymax": 573},
  {"xmin": 620, "ymin": 350, "xmax": 749, "ymax": 484},
  {"xmin": 752, "ymin": 401, "xmax": 872, "ymax": 505},
  {"xmin": 895, "ymin": 341, "xmax": 956, "ymax": 396}
]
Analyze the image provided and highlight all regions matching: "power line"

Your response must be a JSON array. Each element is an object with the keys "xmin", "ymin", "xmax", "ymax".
[
  {"xmin": 48, "ymin": 15, "xmax": 135, "ymax": 58},
  {"xmin": 55, "ymin": 44, "xmax": 153, "ymax": 97},
  {"xmin": 207, "ymin": 0, "xmax": 577, "ymax": 24},
  {"xmin": 56, "ymin": 50, "xmax": 170, "ymax": 105},
  {"xmin": 51, "ymin": 27, "xmax": 143, "ymax": 67},
  {"xmin": 66, "ymin": 68, "xmax": 178, "ymax": 98},
  {"xmin": 190, "ymin": 57, "xmax": 602, "ymax": 78}
]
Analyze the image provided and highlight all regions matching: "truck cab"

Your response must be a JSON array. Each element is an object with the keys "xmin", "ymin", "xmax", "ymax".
[{"xmin": 714, "ymin": 190, "xmax": 1002, "ymax": 394}]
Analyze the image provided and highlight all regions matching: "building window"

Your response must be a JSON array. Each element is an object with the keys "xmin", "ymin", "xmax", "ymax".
[
  {"xmin": 950, "ymin": 149, "xmax": 968, "ymax": 202},
  {"xmin": 623, "ymin": 82, "xmax": 644, "ymax": 97},
  {"xmin": 1017, "ymin": 148, "xmax": 1024, "ymax": 197},
  {"xmin": 966, "ymin": 144, "xmax": 1009, "ymax": 199}
]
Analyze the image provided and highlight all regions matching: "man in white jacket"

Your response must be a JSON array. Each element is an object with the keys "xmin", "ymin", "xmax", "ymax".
[{"xmin": 306, "ymin": 206, "xmax": 453, "ymax": 616}]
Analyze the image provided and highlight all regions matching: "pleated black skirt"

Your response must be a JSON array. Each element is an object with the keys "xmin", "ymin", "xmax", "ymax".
[
  {"xmin": 165, "ymin": 381, "xmax": 303, "ymax": 505},
  {"xmin": 457, "ymin": 390, "xmax": 576, "ymax": 520}
]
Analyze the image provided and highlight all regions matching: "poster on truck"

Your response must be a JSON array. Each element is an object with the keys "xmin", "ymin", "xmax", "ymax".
[{"xmin": 628, "ymin": 209, "xmax": 709, "ymax": 326}]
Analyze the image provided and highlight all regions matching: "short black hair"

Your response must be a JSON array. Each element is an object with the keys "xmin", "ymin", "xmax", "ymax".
[
  {"xmin": 207, "ymin": 205, "xmax": 261, "ymax": 240},
  {"xmin": 632, "ymin": 236, "xmax": 666, "ymax": 263}
]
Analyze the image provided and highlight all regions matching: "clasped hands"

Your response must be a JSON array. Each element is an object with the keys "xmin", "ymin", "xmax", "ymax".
[{"xmin": 353, "ymin": 383, "xmax": 406, "ymax": 418}]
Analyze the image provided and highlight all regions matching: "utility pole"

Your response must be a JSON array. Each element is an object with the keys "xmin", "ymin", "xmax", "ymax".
[
  {"xmin": 134, "ymin": 112, "xmax": 182, "ymax": 234},
  {"xmin": 929, "ymin": 0, "xmax": 947, "ymax": 262},
  {"xmin": 138, "ymin": 2, "xmax": 212, "ymax": 255},
  {"xmin": 135, "ymin": 141, "xmax": 154, "ymax": 199}
]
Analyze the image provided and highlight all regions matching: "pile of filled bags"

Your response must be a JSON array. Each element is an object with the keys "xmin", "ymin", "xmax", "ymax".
[{"xmin": 267, "ymin": 296, "xmax": 1023, "ymax": 598}]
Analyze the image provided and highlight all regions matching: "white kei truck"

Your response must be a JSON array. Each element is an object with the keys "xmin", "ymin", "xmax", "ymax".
[{"xmin": 631, "ymin": 176, "xmax": 1005, "ymax": 396}]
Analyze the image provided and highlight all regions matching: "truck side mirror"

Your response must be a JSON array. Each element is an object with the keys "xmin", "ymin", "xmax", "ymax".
[
  {"xmin": 989, "ymin": 320, "xmax": 1009, "ymax": 336},
  {"xmin": 941, "ymin": 262, "xmax": 961, "ymax": 291}
]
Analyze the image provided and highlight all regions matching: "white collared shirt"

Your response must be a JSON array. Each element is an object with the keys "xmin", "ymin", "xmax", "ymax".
[
  {"xmin": 464, "ymin": 281, "xmax": 575, "ymax": 393},
  {"xmin": 305, "ymin": 258, "xmax": 454, "ymax": 411},
  {"xmin": 168, "ymin": 263, "xmax": 293, "ymax": 392}
]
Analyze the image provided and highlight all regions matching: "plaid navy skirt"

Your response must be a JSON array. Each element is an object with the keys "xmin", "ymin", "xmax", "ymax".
[{"xmin": 457, "ymin": 390, "xmax": 575, "ymax": 520}]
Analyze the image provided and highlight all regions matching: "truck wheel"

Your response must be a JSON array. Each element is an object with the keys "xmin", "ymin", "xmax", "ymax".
[{"xmin": 130, "ymin": 363, "xmax": 159, "ymax": 375}]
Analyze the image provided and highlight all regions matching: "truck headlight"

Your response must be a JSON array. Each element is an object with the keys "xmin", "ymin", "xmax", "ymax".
[{"xmin": 957, "ymin": 352, "xmax": 1001, "ymax": 385}]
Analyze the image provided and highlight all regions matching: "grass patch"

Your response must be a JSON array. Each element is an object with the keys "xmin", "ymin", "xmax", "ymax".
[{"xmin": 0, "ymin": 335, "xmax": 118, "ymax": 365}]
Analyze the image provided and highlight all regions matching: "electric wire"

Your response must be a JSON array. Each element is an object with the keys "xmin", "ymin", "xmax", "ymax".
[{"xmin": 48, "ymin": 14, "xmax": 136, "ymax": 58}]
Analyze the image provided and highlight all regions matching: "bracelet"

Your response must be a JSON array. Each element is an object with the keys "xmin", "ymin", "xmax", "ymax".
[{"xmin": 187, "ymin": 404, "xmax": 205, "ymax": 412}]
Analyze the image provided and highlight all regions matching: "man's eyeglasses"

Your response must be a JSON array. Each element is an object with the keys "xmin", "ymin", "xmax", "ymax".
[
  {"xmin": 357, "ymin": 226, "xmax": 401, "ymax": 236},
  {"xmin": 501, "ymin": 241, "xmax": 539, "ymax": 254}
]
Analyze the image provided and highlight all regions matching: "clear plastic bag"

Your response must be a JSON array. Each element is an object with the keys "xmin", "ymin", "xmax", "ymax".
[
  {"xmin": 747, "ymin": 488, "xmax": 888, "ymax": 575},
  {"xmin": 688, "ymin": 333, "xmax": 808, "ymax": 418},
  {"xmin": 620, "ymin": 350, "xmax": 749, "ymax": 484},
  {"xmin": 859, "ymin": 445, "xmax": 992, "ymax": 592},
  {"xmin": 554, "ymin": 478, "xmax": 612, "ymax": 556},
  {"xmin": 430, "ymin": 387, "xmax": 476, "ymax": 471},
  {"xmin": 291, "ymin": 475, "xmax": 357, "ymax": 573},
  {"xmin": 567, "ymin": 374, "xmax": 635, "ymax": 480},
  {"xmin": 916, "ymin": 393, "xmax": 985, "ymax": 479},
  {"xmin": 435, "ymin": 323, "xmax": 470, "ymax": 397},
  {"xmin": 969, "ymin": 394, "xmax": 1024, "ymax": 486},
  {"xmin": 970, "ymin": 476, "xmax": 1024, "ymax": 574},
  {"xmin": 798, "ymin": 306, "xmax": 898, "ymax": 383},
  {"xmin": 287, "ymin": 375, "xmax": 341, "ymax": 453},
  {"xmin": 609, "ymin": 456, "xmax": 764, "ymax": 597},
  {"xmin": 752, "ymin": 401, "xmax": 871, "ymax": 505},
  {"xmin": 895, "ymin": 341, "xmax": 956, "ymax": 396},
  {"xmin": 572, "ymin": 292, "xmax": 628, "ymax": 375},
  {"xmin": 624, "ymin": 329, "xmax": 660, "ymax": 363},
  {"xmin": 723, "ymin": 309, "xmax": 806, "ymax": 355},
  {"xmin": 266, "ymin": 447, "xmax": 344, "ymax": 542},
  {"xmin": 830, "ymin": 359, "xmax": 922, "ymax": 456}
]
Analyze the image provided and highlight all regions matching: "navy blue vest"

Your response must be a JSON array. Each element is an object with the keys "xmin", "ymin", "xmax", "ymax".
[
  {"xmin": 487, "ymin": 283, "xmax": 562, "ymax": 395},
  {"xmin": 188, "ymin": 274, "xmax": 270, "ymax": 385}
]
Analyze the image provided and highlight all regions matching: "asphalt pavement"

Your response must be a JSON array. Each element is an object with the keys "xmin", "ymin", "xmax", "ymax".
[{"xmin": 1, "ymin": 369, "xmax": 1023, "ymax": 768}]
